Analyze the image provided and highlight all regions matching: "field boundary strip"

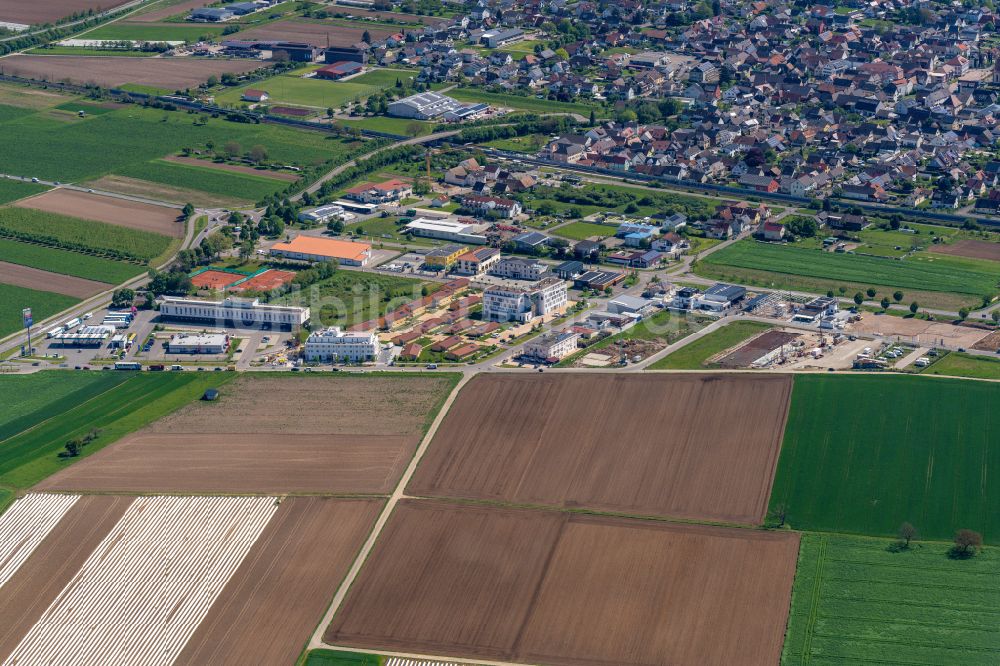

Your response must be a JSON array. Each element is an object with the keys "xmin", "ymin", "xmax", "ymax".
[
  {"xmin": 6, "ymin": 495, "xmax": 278, "ymax": 665},
  {"xmin": 0, "ymin": 493, "xmax": 79, "ymax": 589}
]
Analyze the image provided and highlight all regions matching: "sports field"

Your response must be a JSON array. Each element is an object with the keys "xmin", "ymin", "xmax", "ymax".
[
  {"xmin": 770, "ymin": 375, "xmax": 1000, "ymax": 542},
  {"xmin": 783, "ymin": 533, "xmax": 1000, "ymax": 664},
  {"xmin": 0, "ymin": 283, "xmax": 80, "ymax": 337}
]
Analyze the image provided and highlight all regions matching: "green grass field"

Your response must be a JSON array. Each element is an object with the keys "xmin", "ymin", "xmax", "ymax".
[
  {"xmin": 272, "ymin": 270, "xmax": 432, "ymax": 328},
  {"xmin": 336, "ymin": 115, "xmax": 433, "ymax": 136},
  {"xmin": 0, "ymin": 104, "xmax": 368, "ymax": 183},
  {"xmin": 770, "ymin": 374, "xmax": 1000, "ymax": 543},
  {"xmin": 647, "ymin": 321, "xmax": 772, "ymax": 370},
  {"xmin": 303, "ymin": 649, "xmax": 381, "ymax": 666},
  {"xmin": 82, "ymin": 23, "xmax": 228, "ymax": 41},
  {"xmin": 702, "ymin": 241, "xmax": 1000, "ymax": 299},
  {"xmin": 923, "ymin": 352, "xmax": 1000, "ymax": 380},
  {"xmin": 0, "ymin": 372, "xmax": 233, "ymax": 492},
  {"xmin": 0, "ymin": 238, "xmax": 145, "ymax": 284},
  {"xmin": 0, "ymin": 373, "xmax": 129, "ymax": 441},
  {"xmin": 448, "ymin": 87, "xmax": 603, "ymax": 116},
  {"xmin": 346, "ymin": 68, "xmax": 418, "ymax": 87},
  {"xmin": 0, "ymin": 208, "xmax": 173, "ymax": 262},
  {"xmin": 783, "ymin": 533, "xmax": 1000, "ymax": 665},
  {"xmin": 0, "ymin": 103, "xmax": 34, "ymax": 123},
  {"xmin": 116, "ymin": 159, "xmax": 290, "ymax": 203},
  {"xmin": 0, "ymin": 283, "xmax": 80, "ymax": 338},
  {"xmin": 26, "ymin": 46, "xmax": 158, "ymax": 57},
  {"xmin": 551, "ymin": 221, "xmax": 618, "ymax": 240},
  {"xmin": 0, "ymin": 179, "xmax": 48, "ymax": 205},
  {"xmin": 219, "ymin": 75, "xmax": 384, "ymax": 110}
]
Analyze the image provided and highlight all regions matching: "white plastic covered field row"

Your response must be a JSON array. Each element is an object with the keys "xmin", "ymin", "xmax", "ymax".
[
  {"xmin": 0, "ymin": 493, "xmax": 79, "ymax": 590},
  {"xmin": 6, "ymin": 495, "xmax": 278, "ymax": 666},
  {"xmin": 385, "ymin": 659, "xmax": 471, "ymax": 666}
]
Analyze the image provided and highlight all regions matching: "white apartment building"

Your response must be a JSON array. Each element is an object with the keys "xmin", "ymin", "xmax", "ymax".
[
  {"xmin": 522, "ymin": 330, "xmax": 580, "ymax": 362},
  {"xmin": 158, "ymin": 296, "xmax": 309, "ymax": 330},
  {"xmin": 490, "ymin": 257, "xmax": 547, "ymax": 281},
  {"xmin": 304, "ymin": 327, "xmax": 379, "ymax": 362},
  {"xmin": 482, "ymin": 277, "xmax": 567, "ymax": 323}
]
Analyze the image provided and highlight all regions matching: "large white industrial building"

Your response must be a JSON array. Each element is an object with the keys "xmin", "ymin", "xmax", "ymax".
[
  {"xmin": 405, "ymin": 218, "xmax": 488, "ymax": 244},
  {"xmin": 387, "ymin": 92, "xmax": 488, "ymax": 121},
  {"xmin": 158, "ymin": 296, "xmax": 309, "ymax": 329},
  {"xmin": 304, "ymin": 327, "xmax": 379, "ymax": 362}
]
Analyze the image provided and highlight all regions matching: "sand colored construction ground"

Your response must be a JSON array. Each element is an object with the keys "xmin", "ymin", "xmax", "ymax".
[
  {"xmin": 14, "ymin": 189, "xmax": 184, "ymax": 237},
  {"xmin": 848, "ymin": 315, "xmax": 991, "ymax": 348},
  {"xmin": 408, "ymin": 373, "xmax": 793, "ymax": 525},
  {"xmin": 0, "ymin": 261, "xmax": 110, "ymax": 298},
  {"xmin": 0, "ymin": 55, "xmax": 269, "ymax": 90},
  {"xmin": 326, "ymin": 500, "xmax": 799, "ymax": 666},
  {"xmin": 39, "ymin": 374, "xmax": 455, "ymax": 494},
  {"xmin": 929, "ymin": 239, "xmax": 1000, "ymax": 262}
]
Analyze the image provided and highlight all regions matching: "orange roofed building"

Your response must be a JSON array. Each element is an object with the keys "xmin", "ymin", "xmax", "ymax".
[{"xmin": 269, "ymin": 235, "xmax": 371, "ymax": 266}]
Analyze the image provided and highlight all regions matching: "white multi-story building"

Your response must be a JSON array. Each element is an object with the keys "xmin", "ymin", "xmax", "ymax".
[
  {"xmin": 522, "ymin": 330, "xmax": 580, "ymax": 362},
  {"xmin": 158, "ymin": 296, "xmax": 309, "ymax": 330},
  {"xmin": 304, "ymin": 327, "xmax": 379, "ymax": 362},
  {"xmin": 482, "ymin": 277, "xmax": 567, "ymax": 323},
  {"xmin": 490, "ymin": 257, "xmax": 547, "ymax": 281}
]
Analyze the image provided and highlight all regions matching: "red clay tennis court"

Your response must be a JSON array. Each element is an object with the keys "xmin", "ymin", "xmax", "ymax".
[
  {"xmin": 190, "ymin": 270, "xmax": 247, "ymax": 290},
  {"xmin": 229, "ymin": 270, "xmax": 296, "ymax": 292}
]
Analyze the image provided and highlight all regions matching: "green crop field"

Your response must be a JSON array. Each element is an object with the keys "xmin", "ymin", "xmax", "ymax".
[
  {"xmin": 0, "ymin": 238, "xmax": 145, "ymax": 284},
  {"xmin": 770, "ymin": 375, "xmax": 1000, "ymax": 543},
  {"xmin": 272, "ymin": 271, "xmax": 433, "ymax": 328},
  {"xmin": 0, "ymin": 103, "xmax": 34, "ymax": 124},
  {"xmin": 82, "ymin": 23, "xmax": 228, "ymax": 41},
  {"xmin": 0, "ymin": 104, "xmax": 369, "ymax": 183},
  {"xmin": 0, "ymin": 373, "xmax": 129, "ymax": 441},
  {"xmin": 0, "ymin": 371, "xmax": 233, "ymax": 491},
  {"xmin": 701, "ymin": 241, "xmax": 1000, "ymax": 298},
  {"xmin": 783, "ymin": 533, "xmax": 1000, "ymax": 665},
  {"xmin": 552, "ymin": 221, "xmax": 618, "ymax": 240},
  {"xmin": 26, "ymin": 46, "xmax": 158, "ymax": 57},
  {"xmin": 53, "ymin": 101, "xmax": 116, "ymax": 116},
  {"xmin": 0, "ymin": 179, "xmax": 48, "ymax": 205},
  {"xmin": 116, "ymin": 160, "xmax": 290, "ymax": 203},
  {"xmin": 923, "ymin": 352, "xmax": 1000, "ymax": 380},
  {"xmin": 648, "ymin": 321, "xmax": 772, "ymax": 370},
  {"xmin": 304, "ymin": 649, "xmax": 381, "ymax": 666},
  {"xmin": 0, "ymin": 208, "xmax": 173, "ymax": 262},
  {"xmin": 0, "ymin": 283, "xmax": 80, "ymax": 337}
]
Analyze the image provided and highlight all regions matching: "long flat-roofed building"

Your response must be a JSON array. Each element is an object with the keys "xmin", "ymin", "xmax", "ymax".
[
  {"xmin": 167, "ymin": 332, "xmax": 230, "ymax": 354},
  {"xmin": 159, "ymin": 296, "xmax": 309, "ymax": 330},
  {"xmin": 405, "ymin": 218, "xmax": 488, "ymax": 244},
  {"xmin": 269, "ymin": 235, "xmax": 371, "ymax": 266}
]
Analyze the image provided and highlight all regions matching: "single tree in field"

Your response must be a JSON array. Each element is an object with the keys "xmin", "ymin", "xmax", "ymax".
[
  {"xmin": 223, "ymin": 141, "xmax": 242, "ymax": 160},
  {"xmin": 953, "ymin": 529, "xmax": 983, "ymax": 557},
  {"xmin": 249, "ymin": 145, "xmax": 268, "ymax": 163},
  {"xmin": 910, "ymin": 301, "xmax": 919, "ymax": 315},
  {"xmin": 182, "ymin": 203, "xmax": 195, "ymax": 219},
  {"xmin": 893, "ymin": 290, "xmax": 904, "ymax": 302},
  {"xmin": 866, "ymin": 287, "xmax": 877, "ymax": 298},
  {"xmin": 880, "ymin": 297, "xmax": 891, "ymax": 310},
  {"xmin": 992, "ymin": 310, "xmax": 1000, "ymax": 324},
  {"xmin": 898, "ymin": 522, "xmax": 917, "ymax": 549},
  {"xmin": 959, "ymin": 307, "xmax": 970, "ymax": 320},
  {"xmin": 769, "ymin": 502, "xmax": 788, "ymax": 528},
  {"xmin": 853, "ymin": 292, "xmax": 864, "ymax": 306}
]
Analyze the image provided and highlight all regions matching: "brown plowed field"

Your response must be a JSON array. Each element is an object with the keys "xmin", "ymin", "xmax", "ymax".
[
  {"xmin": 0, "ymin": 0, "xmax": 131, "ymax": 25},
  {"xmin": 37, "ymin": 374, "xmax": 455, "ymax": 494},
  {"xmin": 929, "ymin": 239, "xmax": 1000, "ymax": 262},
  {"xmin": 15, "ymin": 189, "xmax": 183, "ymax": 237},
  {"xmin": 0, "ymin": 55, "xmax": 268, "ymax": 90},
  {"xmin": 325, "ymin": 500, "xmax": 566, "ymax": 660},
  {"xmin": 517, "ymin": 517, "xmax": 799, "ymax": 666},
  {"xmin": 408, "ymin": 373, "xmax": 792, "ymax": 525},
  {"xmin": 0, "ymin": 261, "xmax": 110, "ymax": 298},
  {"xmin": 239, "ymin": 19, "xmax": 396, "ymax": 47},
  {"xmin": 177, "ymin": 497, "xmax": 381, "ymax": 666},
  {"xmin": 0, "ymin": 495, "xmax": 131, "ymax": 660},
  {"xmin": 37, "ymin": 433, "xmax": 415, "ymax": 494},
  {"xmin": 325, "ymin": 500, "xmax": 799, "ymax": 666}
]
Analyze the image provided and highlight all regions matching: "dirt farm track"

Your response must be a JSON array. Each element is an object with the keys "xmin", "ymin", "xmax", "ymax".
[
  {"xmin": 409, "ymin": 373, "xmax": 793, "ymax": 525},
  {"xmin": 15, "ymin": 189, "xmax": 184, "ymax": 237},
  {"xmin": 0, "ymin": 55, "xmax": 269, "ymax": 90},
  {"xmin": 326, "ymin": 500, "xmax": 799, "ymax": 666},
  {"xmin": 0, "ymin": 0, "xmax": 131, "ymax": 25}
]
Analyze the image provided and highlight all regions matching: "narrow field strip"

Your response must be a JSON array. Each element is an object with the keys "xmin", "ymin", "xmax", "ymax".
[
  {"xmin": 7, "ymin": 495, "xmax": 278, "ymax": 666},
  {"xmin": 0, "ymin": 494, "xmax": 79, "ymax": 589}
]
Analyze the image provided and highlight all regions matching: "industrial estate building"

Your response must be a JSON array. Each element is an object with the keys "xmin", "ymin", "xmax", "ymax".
[
  {"xmin": 304, "ymin": 327, "xmax": 379, "ymax": 362},
  {"xmin": 166, "ymin": 333, "xmax": 230, "ymax": 354},
  {"xmin": 387, "ymin": 92, "xmax": 489, "ymax": 121},
  {"xmin": 482, "ymin": 277, "xmax": 568, "ymax": 323},
  {"xmin": 424, "ymin": 244, "xmax": 468, "ymax": 270},
  {"xmin": 405, "ymin": 218, "xmax": 488, "ymax": 244},
  {"xmin": 269, "ymin": 235, "xmax": 371, "ymax": 266},
  {"xmin": 158, "ymin": 296, "xmax": 309, "ymax": 329}
]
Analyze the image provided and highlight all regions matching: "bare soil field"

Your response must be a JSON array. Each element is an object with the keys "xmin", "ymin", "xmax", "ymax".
[
  {"xmin": 0, "ymin": 0, "xmax": 131, "ymax": 25},
  {"xmin": 37, "ymin": 433, "xmax": 416, "ymax": 494},
  {"xmin": 848, "ymin": 315, "xmax": 991, "ymax": 348},
  {"xmin": 239, "ymin": 18, "xmax": 395, "ymax": 47},
  {"xmin": 409, "ymin": 373, "xmax": 792, "ymax": 525},
  {"xmin": 38, "ymin": 374, "xmax": 454, "ymax": 494},
  {"xmin": 518, "ymin": 517, "xmax": 799, "ymax": 666},
  {"xmin": 718, "ymin": 329, "xmax": 800, "ymax": 368},
  {"xmin": 326, "ymin": 500, "xmax": 799, "ymax": 666},
  {"xmin": 125, "ymin": 0, "xmax": 211, "ymax": 22},
  {"xmin": 930, "ymin": 239, "xmax": 1000, "ymax": 262},
  {"xmin": 177, "ymin": 497, "xmax": 381, "ymax": 666},
  {"xmin": 83, "ymin": 174, "xmax": 250, "ymax": 207},
  {"xmin": 163, "ymin": 155, "xmax": 298, "ymax": 181},
  {"xmin": 0, "ymin": 55, "xmax": 268, "ymax": 90},
  {"xmin": 0, "ymin": 260, "xmax": 110, "ymax": 298},
  {"xmin": 15, "ymin": 189, "xmax": 184, "ymax": 237},
  {"xmin": 972, "ymin": 329, "xmax": 1000, "ymax": 352},
  {"xmin": 325, "ymin": 500, "xmax": 566, "ymax": 660},
  {"xmin": 0, "ymin": 495, "xmax": 131, "ymax": 660}
]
